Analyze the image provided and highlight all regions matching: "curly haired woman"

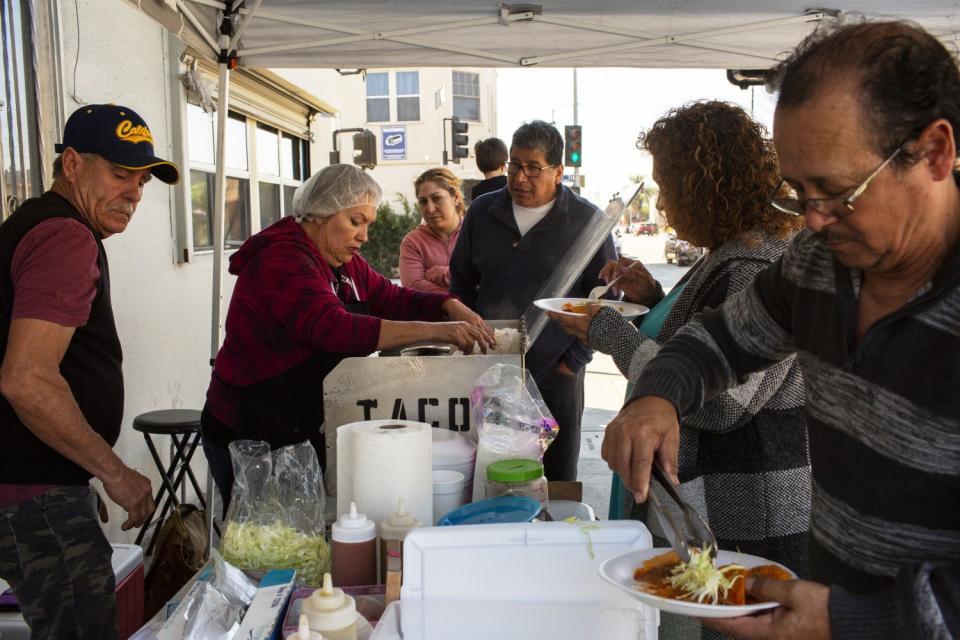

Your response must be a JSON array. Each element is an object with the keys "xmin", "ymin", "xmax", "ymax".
[{"xmin": 549, "ymin": 101, "xmax": 810, "ymax": 640}]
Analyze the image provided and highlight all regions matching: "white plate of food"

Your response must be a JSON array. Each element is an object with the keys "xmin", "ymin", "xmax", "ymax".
[
  {"xmin": 598, "ymin": 547, "xmax": 796, "ymax": 618},
  {"xmin": 533, "ymin": 297, "xmax": 649, "ymax": 321}
]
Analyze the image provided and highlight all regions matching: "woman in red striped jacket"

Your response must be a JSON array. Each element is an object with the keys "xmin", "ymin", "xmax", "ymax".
[{"xmin": 201, "ymin": 164, "xmax": 493, "ymax": 507}]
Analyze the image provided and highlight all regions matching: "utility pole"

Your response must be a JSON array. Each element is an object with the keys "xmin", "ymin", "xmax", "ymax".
[{"xmin": 572, "ymin": 68, "xmax": 580, "ymax": 187}]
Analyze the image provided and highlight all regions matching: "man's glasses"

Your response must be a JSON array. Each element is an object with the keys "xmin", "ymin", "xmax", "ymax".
[
  {"xmin": 770, "ymin": 144, "xmax": 904, "ymax": 218},
  {"xmin": 506, "ymin": 161, "xmax": 559, "ymax": 178}
]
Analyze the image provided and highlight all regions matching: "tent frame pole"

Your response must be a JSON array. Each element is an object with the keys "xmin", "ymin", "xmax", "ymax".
[
  {"xmin": 237, "ymin": 12, "xmax": 534, "ymax": 62},
  {"xmin": 176, "ymin": 0, "xmax": 220, "ymax": 54},
  {"xmin": 209, "ymin": 63, "xmax": 230, "ymax": 370},
  {"xmin": 206, "ymin": 0, "xmax": 242, "ymax": 549}
]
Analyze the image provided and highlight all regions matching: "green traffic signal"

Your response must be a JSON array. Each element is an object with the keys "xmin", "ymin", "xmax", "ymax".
[{"xmin": 564, "ymin": 124, "xmax": 583, "ymax": 167}]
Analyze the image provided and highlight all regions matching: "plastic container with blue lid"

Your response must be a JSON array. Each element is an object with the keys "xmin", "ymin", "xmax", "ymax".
[{"xmin": 437, "ymin": 495, "xmax": 541, "ymax": 526}]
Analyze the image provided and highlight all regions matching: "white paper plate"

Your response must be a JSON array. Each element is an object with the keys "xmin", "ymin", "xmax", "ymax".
[
  {"xmin": 533, "ymin": 297, "xmax": 649, "ymax": 321},
  {"xmin": 598, "ymin": 548, "xmax": 797, "ymax": 619}
]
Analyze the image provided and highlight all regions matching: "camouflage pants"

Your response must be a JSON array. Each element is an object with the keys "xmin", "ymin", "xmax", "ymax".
[{"xmin": 0, "ymin": 485, "xmax": 118, "ymax": 640}]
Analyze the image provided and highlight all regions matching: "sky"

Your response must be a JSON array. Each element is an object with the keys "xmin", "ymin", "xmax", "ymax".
[{"xmin": 496, "ymin": 68, "xmax": 779, "ymax": 206}]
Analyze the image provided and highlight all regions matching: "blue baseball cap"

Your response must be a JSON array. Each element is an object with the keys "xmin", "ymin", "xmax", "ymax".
[{"xmin": 54, "ymin": 104, "xmax": 180, "ymax": 184}]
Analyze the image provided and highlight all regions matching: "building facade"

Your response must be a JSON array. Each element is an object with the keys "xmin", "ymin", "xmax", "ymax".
[{"xmin": 277, "ymin": 67, "xmax": 499, "ymax": 207}]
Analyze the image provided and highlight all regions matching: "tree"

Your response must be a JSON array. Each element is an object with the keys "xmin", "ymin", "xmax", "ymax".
[
  {"xmin": 362, "ymin": 194, "xmax": 421, "ymax": 277},
  {"xmin": 627, "ymin": 174, "xmax": 659, "ymax": 223}
]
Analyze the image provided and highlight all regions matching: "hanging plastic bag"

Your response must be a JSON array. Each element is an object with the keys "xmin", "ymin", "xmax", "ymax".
[
  {"xmin": 220, "ymin": 440, "xmax": 330, "ymax": 586},
  {"xmin": 469, "ymin": 364, "xmax": 559, "ymax": 500}
]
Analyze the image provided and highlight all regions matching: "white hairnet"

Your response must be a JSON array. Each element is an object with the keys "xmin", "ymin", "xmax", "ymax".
[{"xmin": 292, "ymin": 164, "xmax": 382, "ymax": 222}]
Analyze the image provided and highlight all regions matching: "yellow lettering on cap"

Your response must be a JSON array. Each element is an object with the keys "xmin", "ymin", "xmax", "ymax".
[{"xmin": 115, "ymin": 120, "xmax": 155, "ymax": 145}]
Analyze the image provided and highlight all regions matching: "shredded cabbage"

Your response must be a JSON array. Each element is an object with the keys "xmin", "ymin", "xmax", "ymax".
[
  {"xmin": 221, "ymin": 521, "xmax": 330, "ymax": 586},
  {"xmin": 564, "ymin": 518, "xmax": 602, "ymax": 559},
  {"xmin": 667, "ymin": 545, "xmax": 744, "ymax": 604}
]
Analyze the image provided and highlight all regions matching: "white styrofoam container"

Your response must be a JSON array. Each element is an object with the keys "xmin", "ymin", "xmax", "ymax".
[
  {"xmin": 548, "ymin": 499, "xmax": 597, "ymax": 521},
  {"xmin": 373, "ymin": 600, "xmax": 649, "ymax": 640},
  {"xmin": 370, "ymin": 520, "xmax": 658, "ymax": 640}
]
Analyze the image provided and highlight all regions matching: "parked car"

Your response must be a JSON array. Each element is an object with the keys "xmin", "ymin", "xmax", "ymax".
[
  {"xmin": 664, "ymin": 233, "xmax": 704, "ymax": 266},
  {"xmin": 637, "ymin": 222, "xmax": 658, "ymax": 236}
]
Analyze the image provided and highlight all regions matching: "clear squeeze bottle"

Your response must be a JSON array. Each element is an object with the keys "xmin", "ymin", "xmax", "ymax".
[
  {"xmin": 331, "ymin": 501, "xmax": 377, "ymax": 587},
  {"xmin": 378, "ymin": 497, "xmax": 422, "ymax": 585}
]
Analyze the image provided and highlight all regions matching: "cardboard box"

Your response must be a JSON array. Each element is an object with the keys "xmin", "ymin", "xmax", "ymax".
[{"xmin": 232, "ymin": 569, "xmax": 296, "ymax": 640}]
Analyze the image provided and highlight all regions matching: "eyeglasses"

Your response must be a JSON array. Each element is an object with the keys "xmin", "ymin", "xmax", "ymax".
[
  {"xmin": 506, "ymin": 161, "xmax": 559, "ymax": 178},
  {"xmin": 770, "ymin": 144, "xmax": 904, "ymax": 218}
]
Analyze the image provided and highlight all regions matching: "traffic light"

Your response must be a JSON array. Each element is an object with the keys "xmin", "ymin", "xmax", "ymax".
[
  {"xmin": 452, "ymin": 117, "xmax": 469, "ymax": 160},
  {"xmin": 564, "ymin": 124, "xmax": 582, "ymax": 167},
  {"xmin": 352, "ymin": 130, "xmax": 377, "ymax": 169}
]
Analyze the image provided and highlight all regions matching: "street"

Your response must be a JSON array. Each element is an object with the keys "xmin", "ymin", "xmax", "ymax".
[{"xmin": 618, "ymin": 231, "xmax": 691, "ymax": 293}]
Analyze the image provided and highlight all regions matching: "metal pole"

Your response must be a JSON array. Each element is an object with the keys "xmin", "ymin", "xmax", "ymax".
[
  {"xmin": 210, "ymin": 63, "xmax": 230, "ymax": 365},
  {"xmin": 207, "ymin": 60, "xmax": 231, "ymax": 557},
  {"xmin": 572, "ymin": 68, "xmax": 580, "ymax": 187}
]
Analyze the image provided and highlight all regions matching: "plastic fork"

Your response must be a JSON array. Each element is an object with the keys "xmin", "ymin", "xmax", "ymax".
[{"xmin": 587, "ymin": 273, "xmax": 624, "ymax": 301}]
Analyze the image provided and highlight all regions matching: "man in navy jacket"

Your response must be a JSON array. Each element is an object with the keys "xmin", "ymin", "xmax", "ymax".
[{"xmin": 450, "ymin": 120, "xmax": 617, "ymax": 480}]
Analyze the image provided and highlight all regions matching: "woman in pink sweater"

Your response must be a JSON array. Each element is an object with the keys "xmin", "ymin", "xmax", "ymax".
[{"xmin": 400, "ymin": 167, "xmax": 464, "ymax": 293}]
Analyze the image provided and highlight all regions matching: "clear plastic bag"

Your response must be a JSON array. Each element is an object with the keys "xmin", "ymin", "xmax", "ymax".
[
  {"xmin": 469, "ymin": 364, "xmax": 559, "ymax": 500},
  {"xmin": 220, "ymin": 440, "xmax": 330, "ymax": 586}
]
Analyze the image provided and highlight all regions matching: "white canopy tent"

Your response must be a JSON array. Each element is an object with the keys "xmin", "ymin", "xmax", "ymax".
[
  {"xmin": 122, "ymin": 0, "xmax": 960, "ymax": 361},
  {"xmin": 122, "ymin": 0, "xmax": 959, "ymax": 549}
]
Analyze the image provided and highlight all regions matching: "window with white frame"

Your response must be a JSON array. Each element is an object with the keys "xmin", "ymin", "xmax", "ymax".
[
  {"xmin": 1, "ymin": 1, "xmax": 43, "ymax": 219},
  {"xmin": 186, "ymin": 104, "xmax": 309, "ymax": 251},
  {"xmin": 452, "ymin": 71, "xmax": 480, "ymax": 121},
  {"xmin": 396, "ymin": 71, "xmax": 420, "ymax": 122},
  {"xmin": 366, "ymin": 72, "xmax": 390, "ymax": 122}
]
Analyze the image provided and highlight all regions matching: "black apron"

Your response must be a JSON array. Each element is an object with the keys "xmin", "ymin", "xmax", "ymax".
[{"xmin": 232, "ymin": 268, "xmax": 370, "ymax": 472}]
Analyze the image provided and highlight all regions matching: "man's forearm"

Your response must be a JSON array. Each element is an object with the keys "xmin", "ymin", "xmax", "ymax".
[{"xmin": 2, "ymin": 369, "xmax": 127, "ymax": 484}]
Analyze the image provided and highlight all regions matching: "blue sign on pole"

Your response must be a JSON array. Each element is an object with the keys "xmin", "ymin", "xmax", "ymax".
[{"xmin": 381, "ymin": 126, "xmax": 407, "ymax": 161}]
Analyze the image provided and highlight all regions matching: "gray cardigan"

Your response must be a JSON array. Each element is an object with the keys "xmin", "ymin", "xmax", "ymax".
[
  {"xmin": 590, "ymin": 232, "xmax": 810, "ymax": 640},
  {"xmin": 589, "ymin": 231, "xmax": 810, "ymax": 570}
]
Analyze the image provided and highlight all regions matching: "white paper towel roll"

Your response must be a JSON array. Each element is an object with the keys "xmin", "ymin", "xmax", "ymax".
[{"xmin": 337, "ymin": 419, "xmax": 433, "ymax": 529}]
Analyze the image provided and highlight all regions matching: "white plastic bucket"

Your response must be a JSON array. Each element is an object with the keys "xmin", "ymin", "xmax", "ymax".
[
  {"xmin": 432, "ymin": 469, "xmax": 466, "ymax": 524},
  {"xmin": 431, "ymin": 429, "xmax": 476, "ymax": 505}
]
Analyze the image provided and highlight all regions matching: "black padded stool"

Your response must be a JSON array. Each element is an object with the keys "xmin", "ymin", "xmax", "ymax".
[{"xmin": 133, "ymin": 409, "xmax": 206, "ymax": 554}]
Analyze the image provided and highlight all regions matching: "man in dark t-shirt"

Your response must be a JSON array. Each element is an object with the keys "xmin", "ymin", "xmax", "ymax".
[
  {"xmin": 471, "ymin": 137, "xmax": 508, "ymax": 200},
  {"xmin": 0, "ymin": 104, "xmax": 179, "ymax": 639}
]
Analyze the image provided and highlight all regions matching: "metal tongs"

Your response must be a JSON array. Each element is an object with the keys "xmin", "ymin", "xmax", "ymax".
[{"xmin": 647, "ymin": 462, "xmax": 718, "ymax": 564}]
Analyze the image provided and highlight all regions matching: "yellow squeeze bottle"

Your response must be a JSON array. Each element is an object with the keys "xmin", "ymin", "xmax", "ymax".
[
  {"xmin": 290, "ymin": 613, "xmax": 327, "ymax": 640},
  {"xmin": 300, "ymin": 573, "xmax": 358, "ymax": 640}
]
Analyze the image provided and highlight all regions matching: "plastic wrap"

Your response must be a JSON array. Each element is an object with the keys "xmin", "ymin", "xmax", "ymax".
[
  {"xmin": 181, "ymin": 582, "xmax": 241, "ymax": 640},
  {"xmin": 144, "ymin": 550, "xmax": 255, "ymax": 640},
  {"xmin": 523, "ymin": 183, "xmax": 642, "ymax": 350},
  {"xmin": 469, "ymin": 364, "xmax": 558, "ymax": 500},
  {"xmin": 180, "ymin": 68, "xmax": 217, "ymax": 113},
  {"xmin": 221, "ymin": 440, "xmax": 330, "ymax": 586}
]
